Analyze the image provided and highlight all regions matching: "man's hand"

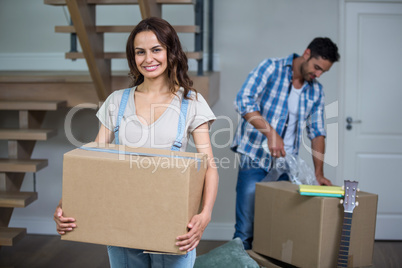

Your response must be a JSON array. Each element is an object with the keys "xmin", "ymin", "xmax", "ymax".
[
  {"xmin": 316, "ymin": 174, "xmax": 332, "ymax": 186},
  {"xmin": 243, "ymin": 111, "xmax": 285, "ymax": 158},
  {"xmin": 311, "ymin": 136, "xmax": 332, "ymax": 185},
  {"xmin": 267, "ymin": 129, "xmax": 286, "ymax": 158}
]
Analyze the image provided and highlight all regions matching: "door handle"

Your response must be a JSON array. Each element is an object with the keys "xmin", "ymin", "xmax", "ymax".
[{"xmin": 346, "ymin": 117, "xmax": 362, "ymax": 130}]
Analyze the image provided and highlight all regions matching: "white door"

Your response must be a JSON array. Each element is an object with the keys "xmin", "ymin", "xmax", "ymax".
[{"xmin": 341, "ymin": 1, "xmax": 402, "ymax": 239}]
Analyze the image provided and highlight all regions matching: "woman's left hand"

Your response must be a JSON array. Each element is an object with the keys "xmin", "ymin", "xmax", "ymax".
[{"xmin": 176, "ymin": 212, "xmax": 211, "ymax": 252}]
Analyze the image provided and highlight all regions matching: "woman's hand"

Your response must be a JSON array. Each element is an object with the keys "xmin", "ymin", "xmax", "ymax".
[
  {"xmin": 177, "ymin": 122, "xmax": 218, "ymax": 252},
  {"xmin": 175, "ymin": 212, "xmax": 211, "ymax": 252},
  {"xmin": 53, "ymin": 199, "xmax": 76, "ymax": 235}
]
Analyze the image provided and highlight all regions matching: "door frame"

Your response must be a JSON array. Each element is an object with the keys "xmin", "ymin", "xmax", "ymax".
[{"xmin": 337, "ymin": 0, "xmax": 346, "ymax": 186}]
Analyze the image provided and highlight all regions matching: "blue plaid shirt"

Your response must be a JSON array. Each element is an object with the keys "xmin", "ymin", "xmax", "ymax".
[{"xmin": 231, "ymin": 54, "xmax": 326, "ymax": 171}]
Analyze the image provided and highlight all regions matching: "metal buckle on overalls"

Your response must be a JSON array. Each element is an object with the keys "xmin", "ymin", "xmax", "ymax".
[{"xmin": 173, "ymin": 141, "xmax": 182, "ymax": 149}]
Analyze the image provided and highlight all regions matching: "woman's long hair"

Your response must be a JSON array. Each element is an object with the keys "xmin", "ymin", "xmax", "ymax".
[{"xmin": 126, "ymin": 17, "xmax": 196, "ymax": 99}]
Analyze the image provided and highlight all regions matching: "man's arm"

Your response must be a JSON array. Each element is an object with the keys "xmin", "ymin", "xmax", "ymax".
[
  {"xmin": 311, "ymin": 136, "xmax": 332, "ymax": 185},
  {"xmin": 243, "ymin": 111, "xmax": 286, "ymax": 158},
  {"xmin": 234, "ymin": 59, "xmax": 273, "ymax": 117},
  {"xmin": 234, "ymin": 59, "xmax": 286, "ymax": 157}
]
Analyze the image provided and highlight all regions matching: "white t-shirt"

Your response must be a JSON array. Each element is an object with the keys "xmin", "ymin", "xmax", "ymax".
[
  {"xmin": 96, "ymin": 87, "xmax": 216, "ymax": 152},
  {"xmin": 283, "ymin": 85, "xmax": 302, "ymax": 154}
]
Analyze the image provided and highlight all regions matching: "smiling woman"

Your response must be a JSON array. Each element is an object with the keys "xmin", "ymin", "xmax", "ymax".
[
  {"xmin": 133, "ymin": 31, "xmax": 168, "ymax": 81},
  {"xmin": 53, "ymin": 17, "xmax": 219, "ymax": 268},
  {"xmin": 126, "ymin": 17, "xmax": 194, "ymax": 99}
]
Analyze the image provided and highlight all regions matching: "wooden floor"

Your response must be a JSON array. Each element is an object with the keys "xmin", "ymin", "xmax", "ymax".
[{"xmin": 0, "ymin": 235, "xmax": 401, "ymax": 267}]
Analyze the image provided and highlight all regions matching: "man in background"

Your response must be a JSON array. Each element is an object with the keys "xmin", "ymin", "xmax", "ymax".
[{"xmin": 231, "ymin": 37, "xmax": 340, "ymax": 250}]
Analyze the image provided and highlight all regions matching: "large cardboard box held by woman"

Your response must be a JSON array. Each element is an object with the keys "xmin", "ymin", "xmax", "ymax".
[
  {"xmin": 253, "ymin": 181, "xmax": 378, "ymax": 268},
  {"xmin": 61, "ymin": 142, "xmax": 207, "ymax": 255}
]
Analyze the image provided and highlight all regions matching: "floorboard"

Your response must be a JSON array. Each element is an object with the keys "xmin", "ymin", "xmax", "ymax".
[{"xmin": 0, "ymin": 235, "xmax": 401, "ymax": 267}]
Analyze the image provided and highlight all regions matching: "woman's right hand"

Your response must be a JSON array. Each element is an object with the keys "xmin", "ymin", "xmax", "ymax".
[{"xmin": 54, "ymin": 199, "xmax": 76, "ymax": 235}]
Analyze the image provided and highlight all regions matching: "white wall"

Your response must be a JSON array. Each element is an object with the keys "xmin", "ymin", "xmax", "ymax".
[{"xmin": 0, "ymin": 0, "xmax": 340, "ymax": 240}]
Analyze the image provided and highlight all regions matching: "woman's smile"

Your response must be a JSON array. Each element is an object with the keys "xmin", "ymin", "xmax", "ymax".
[{"xmin": 143, "ymin": 65, "xmax": 160, "ymax": 71}]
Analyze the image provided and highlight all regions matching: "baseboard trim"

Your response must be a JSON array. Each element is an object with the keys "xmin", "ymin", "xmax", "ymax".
[{"xmin": 202, "ymin": 222, "xmax": 235, "ymax": 241}]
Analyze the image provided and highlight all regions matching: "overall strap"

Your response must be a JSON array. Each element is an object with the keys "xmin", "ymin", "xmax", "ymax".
[
  {"xmin": 171, "ymin": 91, "xmax": 191, "ymax": 151},
  {"xmin": 114, "ymin": 88, "xmax": 131, "ymax": 145}
]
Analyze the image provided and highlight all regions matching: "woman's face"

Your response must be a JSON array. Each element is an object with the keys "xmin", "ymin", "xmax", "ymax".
[{"xmin": 133, "ymin": 31, "xmax": 168, "ymax": 81}]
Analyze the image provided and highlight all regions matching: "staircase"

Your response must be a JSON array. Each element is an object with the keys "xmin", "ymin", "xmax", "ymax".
[
  {"xmin": 0, "ymin": 100, "xmax": 66, "ymax": 246},
  {"xmin": 42, "ymin": 0, "xmax": 219, "ymax": 105}
]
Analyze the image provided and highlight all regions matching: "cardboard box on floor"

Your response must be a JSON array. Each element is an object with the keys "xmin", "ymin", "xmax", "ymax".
[
  {"xmin": 247, "ymin": 250, "xmax": 283, "ymax": 268},
  {"xmin": 61, "ymin": 142, "xmax": 207, "ymax": 255},
  {"xmin": 253, "ymin": 181, "xmax": 378, "ymax": 268}
]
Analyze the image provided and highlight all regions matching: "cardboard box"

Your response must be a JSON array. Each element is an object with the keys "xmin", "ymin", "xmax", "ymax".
[
  {"xmin": 247, "ymin": 250, "xmax": 283, "ymax": 268},
  {"xmin": 253, "ymin": 181, "xmax": 378, "ymax": 268},
  {"xmin": 61, "ymin": 142, "xmax": 207, "ymax": 254}
]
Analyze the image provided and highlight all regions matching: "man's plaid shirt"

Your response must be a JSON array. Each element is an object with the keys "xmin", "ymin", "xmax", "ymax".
[{"xmin": 231, "ymin": 53, "xmax": 326, "ymax": 171}]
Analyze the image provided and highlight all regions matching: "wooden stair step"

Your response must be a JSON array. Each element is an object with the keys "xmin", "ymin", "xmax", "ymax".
[
  {"xmin": 0, "ymin": 227, "xmax": 26, "ymax": 246},
  {"xmin": 0, "ymin": 191, "xmax": 38, "ymax": 208},
  {"xmin": 56, "ymin": 25, "xmax": 200, "ymax": 34},
  {"xmin": 157, "ymin": 0, "xmax": 195, "ymax": 4},
  {"xmin": 0, "ymin": 100, "xmax": 67, "ymax": 111},
  {"xmin": 0, "ymin": 70, "xmax": 220, "ymax": 107},
  {"xmin": 66, "ymin": 51, "xmax": 203, "ymax": 60},
  {"xmin": 45, "ymin": 0, "xmax": 194, "ymax": 5},
  {"xmin": 0, "ymin": 71, "xmax": 94, "ymax": 83},
  {"xmin": 0, "ymin": 159, "xmax": 48, "ymax": 173},
  {"xmin": 0, "ymin": 129, "xmax": 56, "ymax": 141}
]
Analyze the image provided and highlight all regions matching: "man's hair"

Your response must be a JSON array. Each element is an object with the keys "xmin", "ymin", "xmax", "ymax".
[{"xmin": 307, "ymin": 37, "xmax": 340, "ymax": 63}]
